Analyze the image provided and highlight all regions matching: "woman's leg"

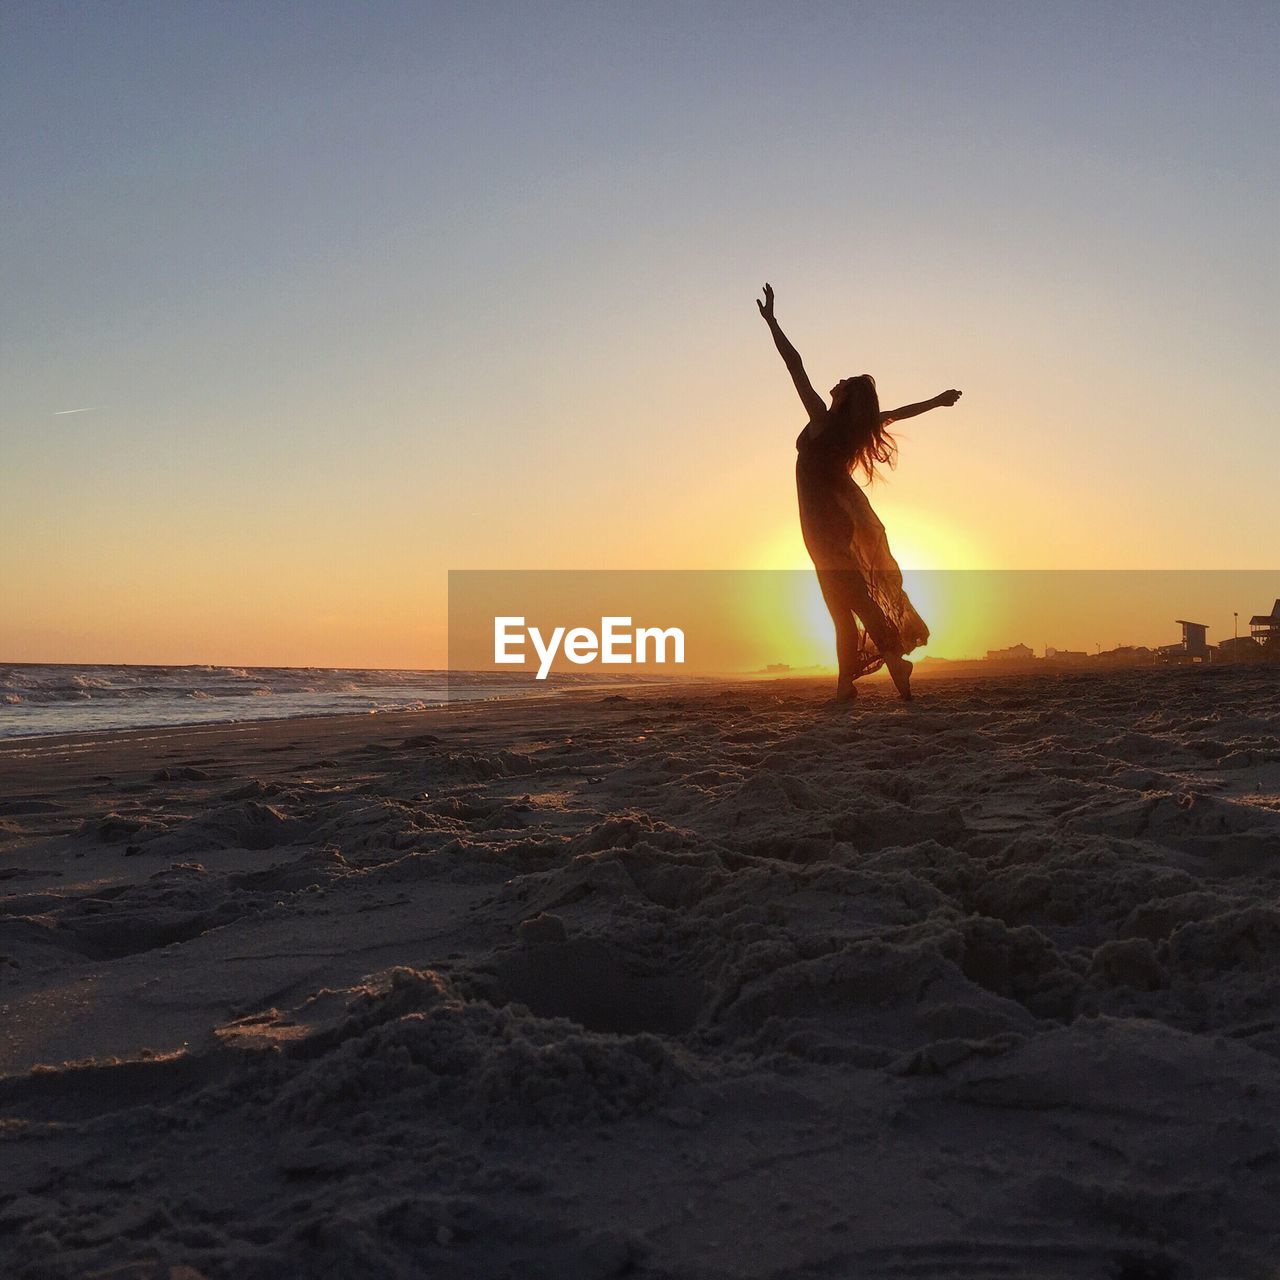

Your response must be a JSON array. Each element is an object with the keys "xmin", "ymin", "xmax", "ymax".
[
  {"xmin": 816, "ymin": 569, "xmax": 865, "ymax": 701},
  {"xmin": 850, "ymin": 581, "xmax": 914, "ymax": 700},
  {"xmin": 818, "ymin": 567, "xmax": 914, "ymax": 701}
]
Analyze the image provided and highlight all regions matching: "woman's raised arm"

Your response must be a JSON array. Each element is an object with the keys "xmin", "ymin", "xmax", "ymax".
[{"xmin": 757, "ymin": 283, "xmax": 827, "ymax": 424}]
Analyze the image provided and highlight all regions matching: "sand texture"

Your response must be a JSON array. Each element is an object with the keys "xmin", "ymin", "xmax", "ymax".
[{"xmin": 3, "ymin": 668, "xmax": 1280, "ymax": 1278}]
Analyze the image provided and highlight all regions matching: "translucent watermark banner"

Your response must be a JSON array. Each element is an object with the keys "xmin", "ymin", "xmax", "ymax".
[{"xmin": 447, "ymin": 570, "xmax": 1280, "ymax": 699}]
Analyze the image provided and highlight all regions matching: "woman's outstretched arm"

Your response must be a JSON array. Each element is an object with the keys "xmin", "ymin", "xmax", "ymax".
[
  {"xmin": 757, "ymin": 283, "xmax": 828, "ymax": 423},
  {"xmin": 881, "ymin": 389, "xmax": 962, "ymax": 426}
]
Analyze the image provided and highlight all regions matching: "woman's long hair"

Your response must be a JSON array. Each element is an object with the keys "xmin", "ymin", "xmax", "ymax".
[{"xmin": 828, "ymin": 374, "xmax": 896, "ymax": 482}]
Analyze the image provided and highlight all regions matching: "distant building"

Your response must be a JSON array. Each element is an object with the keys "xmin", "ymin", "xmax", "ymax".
[
  {"xmin": 1218, "ymin": 635, "xmax": 1261, "ymax": 662},
  {"xmin": 1158, "ymin": 620, "xmax": 1213, "ymax": 664},
  {"xmin": 986, "ymin": 643, "xmax": 1035, "ymax": 662},
  {"xmin": 1045, "ymin": 648, "xmax": 1089, "ymax": 664},
  {"xmin": 1250, "ymin": 600, "xmax": 1280, "ymax": 646},
  {"xmin": 1096, "ymin": 645, "xmax": 1155, "ymax": 667},
  {"xmin": 1178, "ymin": 620, "xmax": 1210, "ymax": 653}
]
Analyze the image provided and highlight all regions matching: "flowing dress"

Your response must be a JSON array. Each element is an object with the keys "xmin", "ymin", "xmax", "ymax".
[{"xmin": 796, "ymin": 416, "xmax": 929, "ymax": 677}]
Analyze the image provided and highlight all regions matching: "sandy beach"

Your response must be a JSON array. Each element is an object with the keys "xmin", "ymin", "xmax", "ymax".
[{"xmin": 2, "ymin": 667, "xmax": 1280, "ymax": 1278}]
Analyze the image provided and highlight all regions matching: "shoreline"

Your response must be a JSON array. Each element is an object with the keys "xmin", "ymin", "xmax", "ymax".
[
  {"xmin": 0, "ymin": 673, "xmax": 706, "ymax": 746},
  {"xmin": 4, "ymin": 659, "xmax": 1270, "ymax": 749}
]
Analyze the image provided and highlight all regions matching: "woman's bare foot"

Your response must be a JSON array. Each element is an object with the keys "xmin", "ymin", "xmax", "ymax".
[{"xmin": 886, "ymin": 655, "xmax": 913, "ymax": 701}]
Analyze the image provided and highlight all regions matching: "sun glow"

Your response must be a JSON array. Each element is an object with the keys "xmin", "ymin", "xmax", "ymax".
[
  {"xmin": 741, "ymin": 506, "xmax": 994, "ymax": 670},
  {"xmin": 749, "ymin": 503, "xmax": 986, "ymax": 575}
]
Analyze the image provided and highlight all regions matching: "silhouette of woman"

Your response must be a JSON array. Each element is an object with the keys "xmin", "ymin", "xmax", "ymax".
[{"xmin": 758, "ymin": 282, "xmax": 961, "ymax": 702}]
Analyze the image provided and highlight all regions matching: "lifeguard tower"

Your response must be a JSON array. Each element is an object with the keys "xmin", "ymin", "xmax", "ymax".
[{"xmin": 1159, "ymin": 620, "xmax": 1212, "ymax": 663}]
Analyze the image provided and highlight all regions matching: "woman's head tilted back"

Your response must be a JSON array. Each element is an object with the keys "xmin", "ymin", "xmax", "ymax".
[{"xmin": 828, "ymin": 374, "xmax": 896, "ymax": 481}]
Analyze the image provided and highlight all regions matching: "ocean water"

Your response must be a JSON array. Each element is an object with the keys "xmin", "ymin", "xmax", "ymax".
[{"xmin": 0, "ymin": 664, "xmax": 600, "ymax": 740}]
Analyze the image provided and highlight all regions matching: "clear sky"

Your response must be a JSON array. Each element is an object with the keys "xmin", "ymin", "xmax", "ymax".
[{"xmin": 3, "ymin": 2, "xmax": 1277, "ymax": 667}]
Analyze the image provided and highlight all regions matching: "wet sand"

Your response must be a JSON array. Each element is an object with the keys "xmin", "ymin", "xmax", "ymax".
[{"xmin": 2, "ymin": 668, "xmax": 1280, "ymax": 1278}]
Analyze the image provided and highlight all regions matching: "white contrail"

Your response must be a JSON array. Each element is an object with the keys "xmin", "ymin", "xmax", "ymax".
[{"xmin": 53, "ymin": 407, "xmax": 97, "ymax": 415}]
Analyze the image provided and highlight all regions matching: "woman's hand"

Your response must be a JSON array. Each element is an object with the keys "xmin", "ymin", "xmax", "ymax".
[
  {"xmin": 756, "ymin": 282, "xmax": 775, "ymax": 322},
  {"xmin": 934, "ymin": 389, "xmax": 962, "ymax": 407}
]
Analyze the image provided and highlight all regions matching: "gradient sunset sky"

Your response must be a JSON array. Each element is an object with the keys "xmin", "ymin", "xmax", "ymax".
[{"xmin": 3, "ymin": 2, "xmax": 1277, "ymax": 667}]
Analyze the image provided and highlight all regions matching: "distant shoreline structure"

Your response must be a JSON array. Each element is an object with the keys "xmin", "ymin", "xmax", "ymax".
[{"xmin": 967, "ymin": 598, "xmax": 1280, "ymax": 671}]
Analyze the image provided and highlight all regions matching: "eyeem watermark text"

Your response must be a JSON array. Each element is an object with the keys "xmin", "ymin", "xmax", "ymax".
[{"xmin": 494, "ymin": 616, "xmax": 686, "ymax": 679}]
